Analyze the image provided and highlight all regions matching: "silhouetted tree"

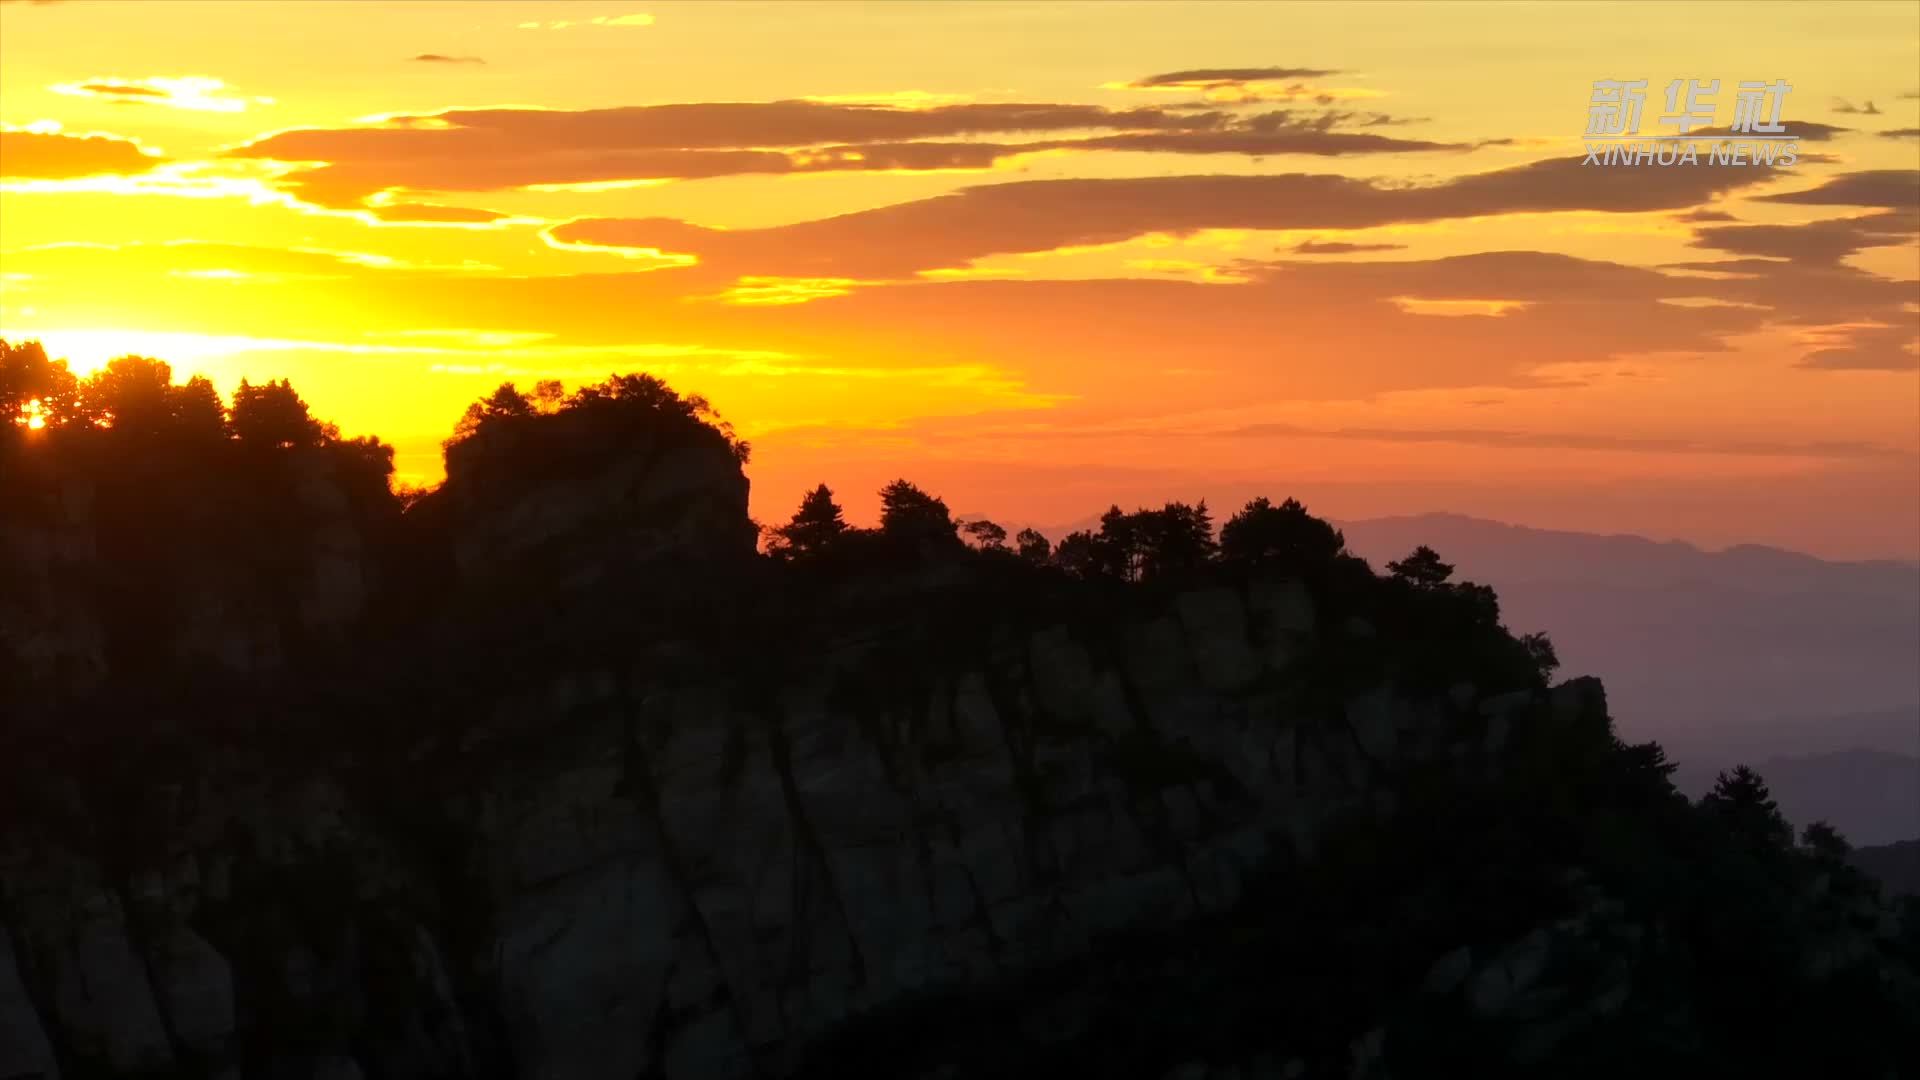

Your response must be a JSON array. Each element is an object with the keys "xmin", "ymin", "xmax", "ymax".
[
  {"xmin": 1094, "ymin": 505, "xmax": 1140, "ymax": 579},
  {"xmin": 450, "ymin": 381, "xmax": 536, "ymax": 444},
  {"xmin": 1701, "ymin": 765, "xmax": 1794, "ymax": 850},
  {"xmin": 82, "ymin": 356, "xmax": 176, "ymax": 436},
  {"xmin": 447, "ymin": 373, "xmax": 750, "ymax": 464},
  {"xmin": 530, "ymin": 378, "xmax": 566, "ymax": 412},
  {"xmin": 1138, "ymin": 500, "xmax": 1215, "ymax": 579},
  {"xmin": 1014, "ymin": 527, "xmax": 1051, "ymax": 564},
  {"xmin": 1801, "ymin": 821, "xmax": 1853, "ymax": 861},
  {"xmin": 231, "ymin": 378, "xmax": 324, "ymax": 448},
  {"xmin": 770, "ymin": 484, "xmax": 850, "ymax": 559},
  {"xmin": 1052, "ymin": 530, "xmax": 1104, "ymax": 578},
  {"xmin": 1520, "ymin": 631, "xmax": 1560, "ymax": 680},
  {"xmin": 172, "ymin": 375, "xmax": 228, "ymax": 441},
  {"xmin": 335, "ymin": 434, "xmax": 396, "ymax": 480},
  {"xmin": 1219, "ymin": 496, "xmax": 1346, "ymax": 573},
  {"xmin": 879, "ymin": 479, "xmax": 960, "ymax": 549},
  {"xmin": 962, "ymin": 519, "xmax": 1008, "ymax": 551},
  {"xmin": 1, "ymin": 339, "xmax": 81, "ymax": 427},
  {"xmin": 1068, "ymin": 501, "xmax": 1216, "ymax": 581},
  {"xmin": 1387, "ymin": 545, "xmax": 1455, "ymax": 588}
]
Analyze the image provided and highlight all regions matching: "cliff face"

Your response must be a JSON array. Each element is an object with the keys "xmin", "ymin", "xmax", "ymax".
[
  {"xmin": 0, "ymin": 446, "xmax": 379, "ymax": 704},
  {"xmin": 0, "ymin": 562, "xmax": 1590, "ymax": 1080},
  {"xmin": 2, "ymin": 434, "xmax": 1914, "ymax": 1080}
]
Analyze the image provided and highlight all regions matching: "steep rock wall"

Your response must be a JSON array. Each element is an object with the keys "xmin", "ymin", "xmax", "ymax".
[{"xmin": 0, "ymin": 577, "xmax": 1578, "ymax": 1079}]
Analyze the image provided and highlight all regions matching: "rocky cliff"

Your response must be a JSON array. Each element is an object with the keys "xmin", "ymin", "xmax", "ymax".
[
  {"xmin": 2, "ymin": 421, "xmax": 1915, "ymax": 1080},
  {"xmin": 0, "ymin": 562, "xmax": 1600, "ymax": 1079},
  {"xmin": 0, "ymin": 442, "xmax": 387, "ymax": 709}
]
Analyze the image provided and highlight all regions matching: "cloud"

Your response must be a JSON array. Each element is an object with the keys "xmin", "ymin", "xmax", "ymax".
[
  {"xmin": 1130, "ymin": 67, "xmax": 1343, "ymax": 88},
  {"xmin": 411, "ymin": 54, "xmax": 485, "ymax": 65},
  {"xmin": 0, "ymin": 128, "xmax": 163, "ymax": 178},
  {"xmin": 1831, "ymin": 98, "xmax": 1882, "ymax": 115},
  {"xmin": 1797, "ymin": 326, "xmax": 1919, "ymax": 371},
  {"xmin": 1880, "ymin": 128, "xmax": 1920, "ymax": 140},
  {"xmin": 1683, "ymin": 121, "xmax": 1850, "ymax": 142},
  {"xmin": 228, "ymin": 98, "xmax": 1468, "ymax": 208},
  {"xmin": 1289, "ymin": 239, "xmax": 1407, "ymax": 254},
  {"xmin": 49, "ymin": 76, "xmax": 264, "ymax": 113},
  {"xmin": 1674, "ymin": 208, "xmax": 1739, "ymax": 222},
  {"xmin": 1214, "ymin": 421, "xmax": 1911, "ymax": 461},
  {"xmin": 550, "ymin": 154, "xmax": 1786, "ymax": 278},
  {"xmin": 1757, "ymin": 169, "xmax": 1920, "ymax": 209},
  {"xmin": 73, "ymin": 82, "xmax": 167, "ymax": 99},
  {"xmin": 1117, "ymin": 66, "xmax": 1377, "ymax": 104},
  {"xmin": 1036, "ymin": 130, "xmax": 1472, "ymax": 156},
  {"xmin": 519, "ymin": 13, "xmax": 653, "ymax": 29},
  {"xmin": 1688, "ymin": 210, "xmax": 1919, "ymax": 264},
  {"xmin": 1, "ymin": 239, "xmax": 499, "ymax": 277}
]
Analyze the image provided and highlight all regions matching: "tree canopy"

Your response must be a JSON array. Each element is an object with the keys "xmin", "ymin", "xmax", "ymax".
[
  {"xmin": 1219, "ymin": 496, "xmax": 1347, "ymax": 572},
  {"xmin": 444, "ymin": 373, "xmax": 750, "ymax": 465},
  {"xmin": 879, "ymin": 479, "xmax": 960, "ymax": 548},
  {"xmin": 768, "ymin": 483, "xmax": 850, "ymax": 559}
]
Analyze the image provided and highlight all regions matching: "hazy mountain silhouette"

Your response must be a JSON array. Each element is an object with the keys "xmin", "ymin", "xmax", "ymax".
[
  {"xmin": 1673, "ymin": 748, "xmax": 1919, "ymax": 847},
  {"xmin": 1336, "ymin": 513, "xmax": 1920, "ymax": 761},
  {"xmin": 1854, "ymin": 839, "xmax": 1920, "ymax": 896}
]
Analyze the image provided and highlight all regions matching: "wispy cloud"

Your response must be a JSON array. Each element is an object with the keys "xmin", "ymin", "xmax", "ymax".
[
  {"xmin": 1289, "ymin": 239, "xmax": 1407, "ymax": 254},
  {"xmin": 1114, "ymin": 65, "xmax": 1379, "ymax": 104},
  {"xmin": 552, "ymin": 155, "xmax": 1786, "ymax": 279},
  {"xmin": 1129, "ymin": 66, "xmax": 1344, "ymax": 88},
  {"xmin": 49, "ymin": 75, "xmax": 268, "ymax": 113},
  {"xmin": 1213, "ymin": 421, "xmax": 1914, "ymax": 461},
  {"xmin": 411, "ymin": 53, "xmax": 485, "ymax": 65},
  {"xmin": 518, "ymin": 13, "xmax": 653, "ymax": 30},
  {"xmin": 229, "ymin": 98, "xmax": 1464, "ymax": 209}
]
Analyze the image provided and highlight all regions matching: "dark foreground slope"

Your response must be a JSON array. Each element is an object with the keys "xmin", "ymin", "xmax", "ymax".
[{"xmin": 2, "ymin": 381, "xmax": 1917, "ymax": 1080}]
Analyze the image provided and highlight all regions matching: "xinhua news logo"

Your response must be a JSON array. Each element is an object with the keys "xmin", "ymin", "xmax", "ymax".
[{"xmin": 1583, "ymin": 78, "xmax": 1798, "ymax": 166}]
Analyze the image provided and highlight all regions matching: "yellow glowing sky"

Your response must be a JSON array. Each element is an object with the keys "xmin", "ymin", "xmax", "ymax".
[{"xmin": 3, "ymin": 0, "xmax": 1917, "ymax": 557}]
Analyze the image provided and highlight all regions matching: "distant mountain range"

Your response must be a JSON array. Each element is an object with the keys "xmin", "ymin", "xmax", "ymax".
[
  {"xmin": 1337, "ymin": 514, "xmax": 1920, "ymax": 846},
  {"xmin": 1335, "ymin": 514, "xmax": 1920, "ymax": 845},
  {"xmin": 1672, "ymin": 749, "xmax": 1919, "ymax": 848},
  {"xmin": 1853, "ymin": 839, "xmax": 1920, "ymax": 896}
]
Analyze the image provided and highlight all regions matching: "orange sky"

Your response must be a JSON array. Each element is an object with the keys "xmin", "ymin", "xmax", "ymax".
[{"xmin": 2, "ymin": 0, "xmax": 1917, "ymax": 558}]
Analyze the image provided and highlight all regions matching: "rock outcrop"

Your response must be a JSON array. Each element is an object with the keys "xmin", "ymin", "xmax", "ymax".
[
  {"xmin": 0, "ymin": 559, "xmax": 1575, "ymax": 1079},
  {"xmin": 439, "ymin": 406, "xmax": 756, "ymax": 582},
  {"xmin": 4, "ymin": 421, "xmax": 1914, "ymax": 1079},
  {"xmin": 0, "ymin": 447, "xmax": 380, "ymax": 704}
]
